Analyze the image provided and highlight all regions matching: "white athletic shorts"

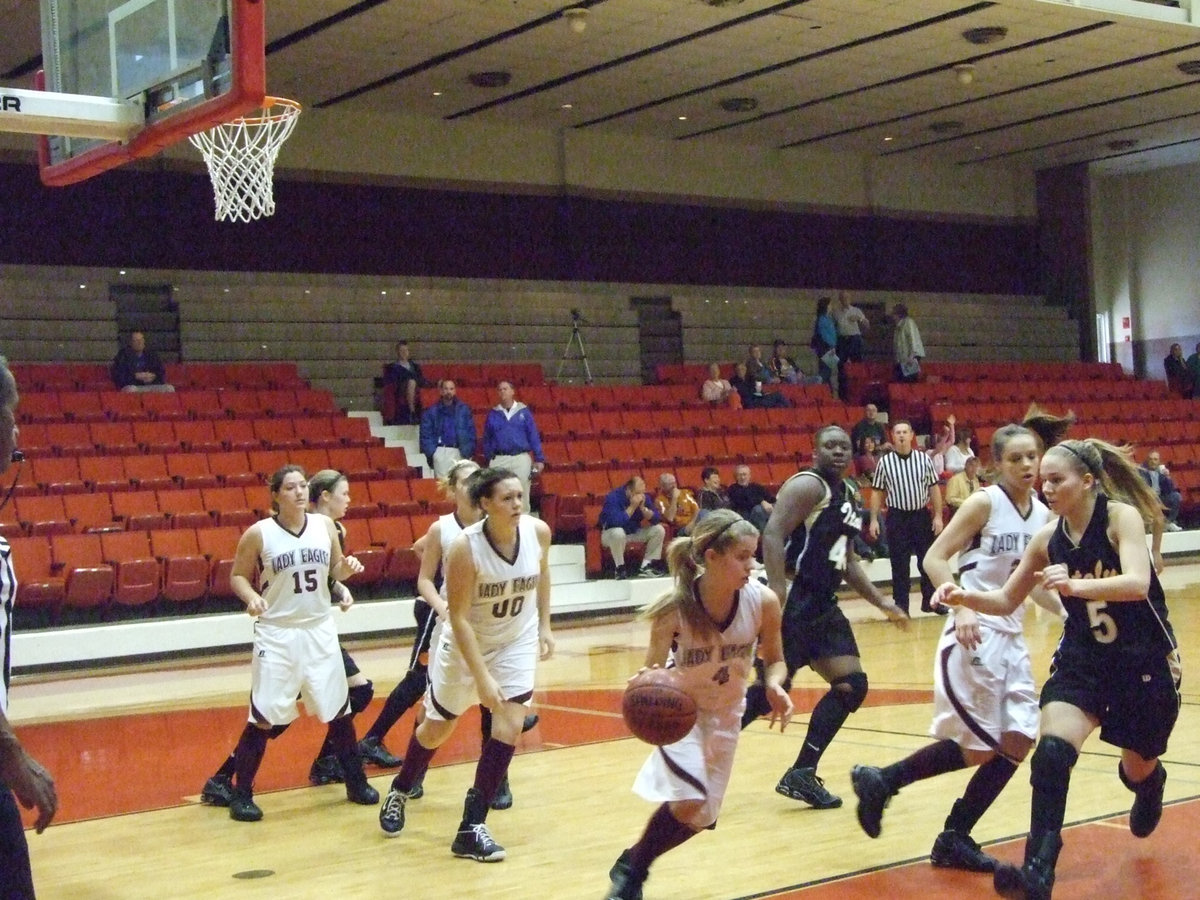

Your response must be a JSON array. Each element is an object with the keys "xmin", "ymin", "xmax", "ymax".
[
  {"xmin": 929, "ymin": 622, "xmax": 1038, "ymax": 751},
  {"xmin": 248, "ymin": 617, "xmax": 349, "ymax": 726},
  {"xmin": 424, "ymin": 629, "xmax": 536, "ymax": 721},
  {"xmin": 632, "ymin": 707, "xmax": 740, "ymax": 829}
]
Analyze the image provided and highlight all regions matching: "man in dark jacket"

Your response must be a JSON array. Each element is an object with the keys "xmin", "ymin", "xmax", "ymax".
[
  {"xmin": 111, "ymin": 331, "xmax": 173, "ymax": 392},
  {"xmin": 419, "ymin": 379, "xmax": 476, "ymax": 478}
]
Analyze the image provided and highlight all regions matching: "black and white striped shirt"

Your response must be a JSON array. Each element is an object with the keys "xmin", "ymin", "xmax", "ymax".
[
  {"xmin": 0, "ymin": 536, "xmax": 14, "ymax": 714},
  {"xmin": 871, "ymin": 450, "xmax": 937, "ymax": 512}
]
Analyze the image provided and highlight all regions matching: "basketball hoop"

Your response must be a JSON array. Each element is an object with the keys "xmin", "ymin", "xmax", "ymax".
[{"xmin": 188, "ymin": 97, "xmax": 301, "ymax": 223}]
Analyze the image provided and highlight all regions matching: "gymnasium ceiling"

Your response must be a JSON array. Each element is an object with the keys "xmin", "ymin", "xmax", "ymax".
[{"xmin": 5, "ymin": 0, "xmax": 1200, "ymax": 174}]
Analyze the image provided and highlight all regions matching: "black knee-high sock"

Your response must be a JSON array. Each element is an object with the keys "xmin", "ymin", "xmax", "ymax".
[
  {"xmin": 627, "ymin": 804, "xmax": 699, "ymax": 879},
  {"xmin": 364, "ymin": 669, "xmax": 427, "ymax": 742},
  {"xmin": 214, "ymin": 752, "xmax": 236, "ymax": 779},
  {"xmin": 480, "ymin": 706, "xmax": 493, "ymax": 745},
  {"xmin": 390, "ymin": 731, "xmax": 437, "ymax": 795},
  {"xmin": 794, "ymin": 691, "xmax": 852, "ymax": 771},
  {"xmin": 946, "ymin": 754, "xmax": 1018, "ymax": 833},
  {"xmin": 880, "ymin": 739, "xmax": 965, "ymax": 793},
  {"xmin": 233, "ymin": 725, "xmax": 270, "ymax": 794},
  {"xmin": 1029, "ymin": 737, "xmax": 1077, "ymax": 838},
  {"xmin": 470, "ymin": 739, "xmax": 516, "ymax": 815}
]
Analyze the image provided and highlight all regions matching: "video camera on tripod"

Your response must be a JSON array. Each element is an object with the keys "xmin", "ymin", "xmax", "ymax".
[
  {"xmin": 558, "ymin": 309, "xmax": 593, "ymax": 384},
  {"xmin": 570, "ymin": 308, "xmax": 588, "ymax": 326}
]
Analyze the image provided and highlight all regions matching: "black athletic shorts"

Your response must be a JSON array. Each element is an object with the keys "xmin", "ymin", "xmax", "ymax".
[
  {"xmin": 340, "ymin": 646, "xmax": 360, "ymax": 679},
  {"xmin": 1041, "ymin": 645, "xmax": 1181, "ymax": 760},
  {"xmin": 781, "ymin": 602, "xmax": 860, "ymax": 676}
]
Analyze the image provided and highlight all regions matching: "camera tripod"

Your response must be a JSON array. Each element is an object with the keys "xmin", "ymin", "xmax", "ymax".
[{"xmin": 555, "ymin": 316, "xmax": 593, "ymax": 385}]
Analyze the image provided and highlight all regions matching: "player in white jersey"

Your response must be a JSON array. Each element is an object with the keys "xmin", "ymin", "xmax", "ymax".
[
  {"xmin": 850, "ymin": 424, "xmax": 1064, "ymax": 873},
  {"xmin": 0, "ymin": 358, "xmax": 57, "ymax": 900},
  {"xmin": 223, "ymin": 465, "xmax": 374, "ymax": 823},
  {"xmin": 605, "ymin": 510, "xmax": 793, "ymax": 900},
  {"xmin": 378, "ymin": 467, "xmax": 553, "ymax": 862}
]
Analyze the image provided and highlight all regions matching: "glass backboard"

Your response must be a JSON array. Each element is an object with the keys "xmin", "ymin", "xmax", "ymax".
[{"xmin": 38, "ymin": 0, "xmax": 264, "ymax": 186}]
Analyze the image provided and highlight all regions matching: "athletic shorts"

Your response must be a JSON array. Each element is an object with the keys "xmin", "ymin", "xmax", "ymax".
[
  {"xmin": 1041, "ymin": 645, "xmax": 1182, "ymax": 760},
  {"xmin": 249, "ymin": 617, "xmax": 350, "ymax": 726},
  {"xmin": 424, "ymin": 630, "xmax": 536, "ymax": 721},
  {"xmin": 406, "ymin": 599, "xmax": 439, "ymax": 673},
  {"xmin": 632, "ymin": 707, "xmax": 740, "ymax": 829},
  {"xmin": 781, "ymin": 603, "xmax": 859, "ymax": 676},
  {"xmin": 929, "ymin": 622, "xmax": 1038, "ymax": 750}
]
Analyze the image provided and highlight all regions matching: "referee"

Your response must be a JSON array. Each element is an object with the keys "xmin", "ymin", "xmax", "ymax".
[
  {"xmin": 0, "ymin": 358, "xmax": 58, "ymax": 900},
  {"xmin": 867, "ymin": 419, "xmax": 944, "ymax": 615}
]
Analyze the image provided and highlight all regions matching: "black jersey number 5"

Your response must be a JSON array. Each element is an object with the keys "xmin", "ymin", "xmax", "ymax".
[{"xmin": 492, "ymin": 595, "xmax": 525, "ymax": 618}]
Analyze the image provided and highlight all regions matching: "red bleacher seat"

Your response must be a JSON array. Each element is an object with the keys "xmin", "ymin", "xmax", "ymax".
[
  {"xmin": 201, "ymin": 486, "xmax": 260, "ymax": 528},
  {"xmin": 181, "ymin": 390, "xmax": 225, "ymax": 420},
  {"xmin": 252, "ymin": 418, "xmax": 302, "ymax": 449},
  {"xmin": 213, "ymin": 419, "xmax": 261, "ymax": 452},
  {"xmin": 205, "ymin": 451, "xmax": 259, "ymax": 487},
  {"xmin": 30, "ymin": 457, "xmax": 86, "ymax": 495},
  {"xmin": 221, "ymin": 390, "xmax": 263, "ymax": 418},
  {"xmin": 132, "ymin": 420, "xmax": 181, "ymax": 454},
  {"xmin": 14, "ymin": 495, "xmax": 73, "ymax": 536},
  {"xmin": 150, "ymin": 529, "xmax": 209, "ymax": 602},
  {"xmin": 331, "ymin": 417, "xmax": 376, "ymax": 447},
  {"xmin": 7, "ymin": 536, "xmax": 64, "ymax": 614},
  {"xmin": 62, "ymin": 493, "xmax": 118, "ymax": 534},
  {"xmin": 89, "ymin": 421, "xmax": 139, "ymax": 455},
  {"xmin": 195, "ymin": 526, "xmax": 240, "ymax": 598},
  {"xmin": 140, "ymin": 391, "xmax": 187, "ymax": 420},
  {"xmin": 111, "ymin": 490, "xmax": 170, "ymax": 531},
  {"xmin": 157, "ymin": 489, "xmax": 212, "ymax": 530},
  {"xmin": 368, "ymin": 515, "xmax": 418, "ymax": 582},
  {"xmin": 123, "ymin": 455, "xmax": 174, "ymax": 492},
  {"xmin": 365, "ymin": 446, "xmax": 411, "ymax": 479},
  {"xmin": 49, "ymin": 533, "xmax": 114, "ymax": 611},
  {"xmin": 78, "ymin": 456, "xmax": 130, "ymax": 494},
  {"xmin": 17, "ymin": 393, "xmax": 63, "ymax": 424},
  {"xmin": 367, "ymin": 479, "xmax": 419, "ymax": 516},
  {"xmin": 100, "ymin": 531, "xmax": 160, "ymax": 607},
  {"xmin": 100, "ymin": 391, "xmax": 147, "ymax": 421},
  {"xmin": 44, "ymin": 423, "xmax": 96, "ymax": 457},
  {"xmin": 165, "ymin": 453, "xmax": 220, "ymax": 489},
  {"xmin": 57, "ymin": 391, "xmax": 107, "ymax": 423}
]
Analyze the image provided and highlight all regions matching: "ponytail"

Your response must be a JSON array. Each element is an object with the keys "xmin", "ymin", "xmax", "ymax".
[
  {"xmin": 639, "ymin": 510, "xmax": 759, "ymax": 641},
  {"xmin": 1049, "ymin": 439, "xmax": 1165, "ymax": 527}
]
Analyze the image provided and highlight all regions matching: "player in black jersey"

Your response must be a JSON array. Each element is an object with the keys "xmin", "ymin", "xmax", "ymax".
[
  {"xmin": 743, "ymin": 425, "xmax": 908, "ymax": 809},
  {"xmin": 944, "ymin": 437, "xmax": 1180, "ymax": 900}
]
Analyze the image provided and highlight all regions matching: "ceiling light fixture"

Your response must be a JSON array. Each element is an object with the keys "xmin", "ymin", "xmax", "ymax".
[
  {"xmin": 962, "ymin": 26, "xmax": 1008, "ymax": 45},
  {"xmin": 467, "ymin": 71, "xmax": 512, "ymax": 88},
  {"xmin": 954, "ymin": 64, "xmax": 975, "ymax": 85},
  {"xmin": 563, "ymin": 7, "xmax": 588, "ymax": 34}
]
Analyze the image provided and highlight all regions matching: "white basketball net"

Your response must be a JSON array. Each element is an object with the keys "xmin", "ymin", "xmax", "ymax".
[{"xmin": 189, "ymin": 97, "xmax": 301, "ymax": 223}]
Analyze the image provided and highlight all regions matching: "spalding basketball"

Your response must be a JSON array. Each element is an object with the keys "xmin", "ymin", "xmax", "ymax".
[{"xmin": 622, "ymin": 668, "xmax": 698, "ymax": 746}]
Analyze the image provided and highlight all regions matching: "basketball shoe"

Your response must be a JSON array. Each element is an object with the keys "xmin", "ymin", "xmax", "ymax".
[
  {"xmin": 490, "ymin": 775, "xmax": 513, "ymax": 810},
  {"xmin": 358, "ymin": 735, "xmax": 402, "ymax": 768},
  {"xmin": 229, "ymin": 788, "xmax": 263, "ymax": 823},
  {"xmin": 308, "ymin": 754, "xmax": 345, "ymax": 785},
  {"xmin": 606, "ymin": 850, "xmax": 645, "ymax": 900},
  {"xmin": 200, "ymin": 774, "xmax": 234, "ymax": 808},
  {"xmin": 850, "ymin": 765, "xmax": 893, "ymax": 836},
  {"xmin": 931, "ymin": 829, "xmax": 997, "ymax": 872},
  {"xmin": 776, "ymin": 766, "xmax": 842, "ymax": 809},
  {"xmin": 379, "ymin": 787, "xmax": 408, "ymax": 837},
  {"xmin": 1121, "ymin": 760, "xmax": 1166, "ymax": 838},
  {"xmin": 451, "ymin": 823, "xmax": 506, "ymax": 862}
]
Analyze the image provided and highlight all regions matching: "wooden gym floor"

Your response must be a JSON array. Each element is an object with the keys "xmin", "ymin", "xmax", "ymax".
[{"xmin": 10, "ymin": 561, "xmax": 1200, "ymax": 899}]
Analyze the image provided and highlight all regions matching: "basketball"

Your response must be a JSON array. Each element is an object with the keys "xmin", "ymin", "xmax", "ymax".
[{"xmin": 621, "ymin": 668, "xmax": 698, "ymax": 746}]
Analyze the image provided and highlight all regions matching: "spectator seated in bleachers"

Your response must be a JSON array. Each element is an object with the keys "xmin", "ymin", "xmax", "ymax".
[
  {"xmin": 700, "ymin": 362, "xmax": 740, "ymax": 408},
  {"xmin": 597, "ymin": 476, "xmax": 667, "ymax": 579},
  {"xmin": 944, "ymin": 456, "xmax": 983, "ymax": 516},
  {"xmin": 730, "ymin": 362, "xmax": 788, "ymax": 409},
  {"xmin": 728, "ymin": 464, "xmax": 775, "ymax": 533},
  {"xmin": 653, "ymin": 472, "xmax": 699, "ymax": 536},
  {"xmin": 695, "ymin": 466, "xmax": 731, "ymax": 529},
  {"xmin": 1139, "ymin": 449, "xmax": 1183, "ymax": 532},
  {"xmin": 111, "ymin": 331, "xmax": 173, "ymax": 393},
  {"xmin": 418, "ymin": 379, "xmax": 476, "ymax": 479}
]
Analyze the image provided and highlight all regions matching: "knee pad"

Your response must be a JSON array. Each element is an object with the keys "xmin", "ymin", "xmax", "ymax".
[
  {"xmin": 267, "ymin": 723, "xmax": 290, "ymax": 739},
  {"xmin": 348, "ymin": 680, "xmax": 374, "ymax": 714},
  {"xmin": 831, "ymin": 671, "xmax": 868, "ymax": 713},
  {"xmin": 1030, "ymin": 736, "xmax": 1077, "ymax": 792}
]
